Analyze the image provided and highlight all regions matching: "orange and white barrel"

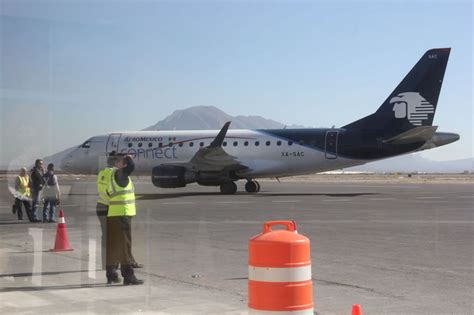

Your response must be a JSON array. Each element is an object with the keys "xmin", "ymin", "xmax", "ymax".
[{"xmin": 248, "ymin": 221, "xmax": 313, "ymax": 315}]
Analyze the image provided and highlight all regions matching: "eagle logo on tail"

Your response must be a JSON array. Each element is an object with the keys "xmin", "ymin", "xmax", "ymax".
[{"xmin": 390, "ymin": 92, "xmax": 434, "ymax": 126}]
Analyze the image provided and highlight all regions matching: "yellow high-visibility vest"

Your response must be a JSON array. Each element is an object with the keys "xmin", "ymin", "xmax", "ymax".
[
  {"xmin": 97, "ymin": 168, "xmax": 114, "ymax": 205},
  {"xmin": 107, "ymin": 169, "xmax": 136, "ymax": 217},
  {"xmin": 17, "ymin": 176, "xmax": 31, "ymax": 197}
]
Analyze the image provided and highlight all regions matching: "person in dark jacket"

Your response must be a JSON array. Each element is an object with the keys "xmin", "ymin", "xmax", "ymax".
[{"xmin": 30, "ymin": 159, "xmax": 45, "ymax": 222}]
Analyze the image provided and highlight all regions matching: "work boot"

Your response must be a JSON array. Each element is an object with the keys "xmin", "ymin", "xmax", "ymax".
[
  {"xmin": 123, "ymin": 276, "xmax": 144, "ymax": 285},
  {"xmin": 106, "ymin": 265, "xmax": 120, "ymax": 284},
  {"xmin": 107, "ymin": 276, "xmax": 121, "ymax": 285}
]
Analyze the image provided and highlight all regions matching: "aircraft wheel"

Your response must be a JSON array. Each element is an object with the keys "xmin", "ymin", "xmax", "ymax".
[
  {"xmin": 255, "ymin": 181, "xmax": 261, "ymax": 192},
  {"xmin": 245, "ymin": 180, "xmax": 258, "ymax": 193},
  {"xmin": 220, "ymin": 181, "xmax": 237, "ymax": 194}
]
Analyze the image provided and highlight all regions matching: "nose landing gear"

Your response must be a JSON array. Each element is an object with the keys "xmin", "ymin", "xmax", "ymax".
[{"xmin": 245, "ymin": 180, "xmax": 261, "ymax": 193}]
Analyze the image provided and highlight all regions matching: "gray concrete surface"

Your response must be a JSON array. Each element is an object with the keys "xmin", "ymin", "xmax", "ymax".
[{"xmin": 0, "ymin": 177, "xmax": 473, "ymax": 314}]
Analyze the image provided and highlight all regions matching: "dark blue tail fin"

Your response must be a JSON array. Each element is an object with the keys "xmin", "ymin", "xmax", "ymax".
[{"xmin": 344, "ymin": 48, "xmax": 450, "ymax": 134}]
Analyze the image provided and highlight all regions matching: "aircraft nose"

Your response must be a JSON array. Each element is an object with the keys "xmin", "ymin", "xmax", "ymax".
[{"xmin": 60, "ymin": 153, "xmax": 73, "ymax": 172}]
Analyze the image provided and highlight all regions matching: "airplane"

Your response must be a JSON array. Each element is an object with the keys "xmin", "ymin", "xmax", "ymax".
[{"xmin": 61, "ymin": 48, "xmax": 459, "ymax": 194}]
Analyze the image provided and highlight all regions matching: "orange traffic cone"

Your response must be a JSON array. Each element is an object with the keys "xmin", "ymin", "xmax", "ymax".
[
  {"xmin": 50, "ymin": 210, "xmax": 73, "ymax": 252},
  {"xmin": 352, "ymin": 304, "xmax": 362, "ymax": 315}
]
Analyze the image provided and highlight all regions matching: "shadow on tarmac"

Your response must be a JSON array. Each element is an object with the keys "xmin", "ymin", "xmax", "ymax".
[
  {"xmin": 0, "ymin": 221, "xmax": 34, "ymax": 225},
  {"xmin": 136, "ymin": 192, "xmax": 381, "ymax": 200},
  {"xmin": 0, "ymin": 270, "xmax": 101, "ymax": 278},
  {"xmin": 255, "ymin": 192, "xmax": 381, "ymax": 197},
  {"xmin": 0, "ymin": 283, "xmax": 111, "ymax": 293},
  {"xmin": 14, "ymin": 250, "xmax": 77, "ymax": 254},
  {"xmin": 225, "ymin": 277, "xmax": 247, "ymax": 280},
  {"xmin": 0, "ymin": 270, "xmax": 112, "ymax": 292},
  {"xmin": 136, "ymin": 192, "xmax": 221, "ymax": 200}
]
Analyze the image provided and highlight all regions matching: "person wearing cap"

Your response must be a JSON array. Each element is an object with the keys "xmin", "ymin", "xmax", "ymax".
[
  {"xmin": 30, "ymin": 159, "xmax": 45, "ymax": 222},
  {"xmin": 12, "ymin": 167, "xmax": 33, "ymax": 221},
  {"xmin": 105, "ymin": 154, "xmax": 144, "ymax": 285},
  {"xmin": 42, "ymin": 163, "xmax": 61, "ymax": 223}
]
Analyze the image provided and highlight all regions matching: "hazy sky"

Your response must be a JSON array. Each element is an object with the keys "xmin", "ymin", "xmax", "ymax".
[{"xmin": 0, "ymin": 0, "xmax": 472, "ymax": 167}]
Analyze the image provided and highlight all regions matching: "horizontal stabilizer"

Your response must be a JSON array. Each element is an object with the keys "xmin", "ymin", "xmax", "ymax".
[{"xmin": 383, "ymin": 126, "xmax": 438, "ymax": 144}]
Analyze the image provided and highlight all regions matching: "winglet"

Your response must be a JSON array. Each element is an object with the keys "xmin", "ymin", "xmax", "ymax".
[{"xmin": 209, "ymin": 121, "xmax": 231, "ymax": 148}]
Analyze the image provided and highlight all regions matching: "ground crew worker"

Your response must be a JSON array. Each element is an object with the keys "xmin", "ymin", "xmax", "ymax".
[
  {"xmin": 105, "ymin": 154, "xmax": 144, "ymax": 285},
  {"xmin": 97, "ymin": 152, "xmax": 117, "ymax": 277},
  {"xmin": 12, "ymin": 167, "xmax": 33, "ymax": 221}
]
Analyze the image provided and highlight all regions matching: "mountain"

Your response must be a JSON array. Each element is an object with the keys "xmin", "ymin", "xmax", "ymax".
[{"xmin": 143, "ymin": 106, "xmax": 294, "ymax": 130}]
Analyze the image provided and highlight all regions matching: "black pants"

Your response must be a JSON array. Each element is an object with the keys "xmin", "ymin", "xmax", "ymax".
[
  {"xmin": 14, "ymin": 198, "xmax": 33, "ymax": 221},
  {"xmin": 106, "ymin": 216, "xmax": 135, "ymax": 279}
]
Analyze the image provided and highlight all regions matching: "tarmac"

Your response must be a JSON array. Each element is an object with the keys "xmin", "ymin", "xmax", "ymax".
[{"xmin": 0, "ymin": 175, "xmax": 472, "ymax": 314}]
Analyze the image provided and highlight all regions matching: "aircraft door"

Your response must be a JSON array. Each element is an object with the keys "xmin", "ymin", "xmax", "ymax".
[
  {"xmin": 325, "ymin": 130, "xmax": 339, "ymax": 159},
  {"xmin": 106, "ymin": 133, "xmax": 122, "ymax": 154}
]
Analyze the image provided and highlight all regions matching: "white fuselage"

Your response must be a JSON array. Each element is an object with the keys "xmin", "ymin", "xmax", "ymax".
[{"xmin": 61, "ymin": 129, "xmax": 368, "ymax": 177}]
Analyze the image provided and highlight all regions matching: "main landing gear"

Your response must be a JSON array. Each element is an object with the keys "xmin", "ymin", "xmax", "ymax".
[
  {"xmin": 219, "ymin": 180, "xmax": 261, "ymax": 194},
  {"xmin": 220, "ymin": 181, "xmax": 237, "ymax": 194},
  {"xmin": 245, "ymin": 180, "xmax": 260, "ymax": 193}
]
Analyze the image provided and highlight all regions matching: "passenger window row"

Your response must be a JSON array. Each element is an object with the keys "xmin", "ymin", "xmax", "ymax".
[
  {"xmin": 222, "ymin": 140, "xmax": 290, "ymax": 147},
  {"xmin": 126, "ymin": 140, "xmax": 302, "ymax": 148}
]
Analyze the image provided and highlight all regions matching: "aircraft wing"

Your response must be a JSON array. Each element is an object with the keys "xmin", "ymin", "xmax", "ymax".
[{"xmin": 168, "ymin": 121, "xmax": 249, "ymax": 172}]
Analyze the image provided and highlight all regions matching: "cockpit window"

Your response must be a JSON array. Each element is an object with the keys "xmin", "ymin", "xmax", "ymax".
[{"xmin": 80, "ymin": 141, "xmax": 91, "ymax": 148}]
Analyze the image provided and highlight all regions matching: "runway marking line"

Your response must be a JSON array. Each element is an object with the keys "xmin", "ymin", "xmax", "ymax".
[
  {"xmin": 369, "ymin": 198, "xmax": 395, "ymax": 201},
  {"xmin": 321, "ymin": 199, "xmax": 351, "ymax": 202},
  {"xmin": 161, "ymin": 201, "xmax": 195, "ymax": 205},
  {"xmin": 459, "ymin": 196, "xmax": 474, "ymax": 199},
  {"xmin": 416, "ymin": 197, "xmax": 443, "ymax": 200},
  {"xmin": 271, "ymin": 200, "xmax": 300, "ymax": 203},
  {"xmin": 215, "ymin": 201, "xmax": 250, "ymax": 204}
]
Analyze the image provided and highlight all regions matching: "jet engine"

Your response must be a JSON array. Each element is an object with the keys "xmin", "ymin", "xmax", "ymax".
[{"xmin": 151, "ymin": 165, "xmax": 196, "ymax": 188}]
